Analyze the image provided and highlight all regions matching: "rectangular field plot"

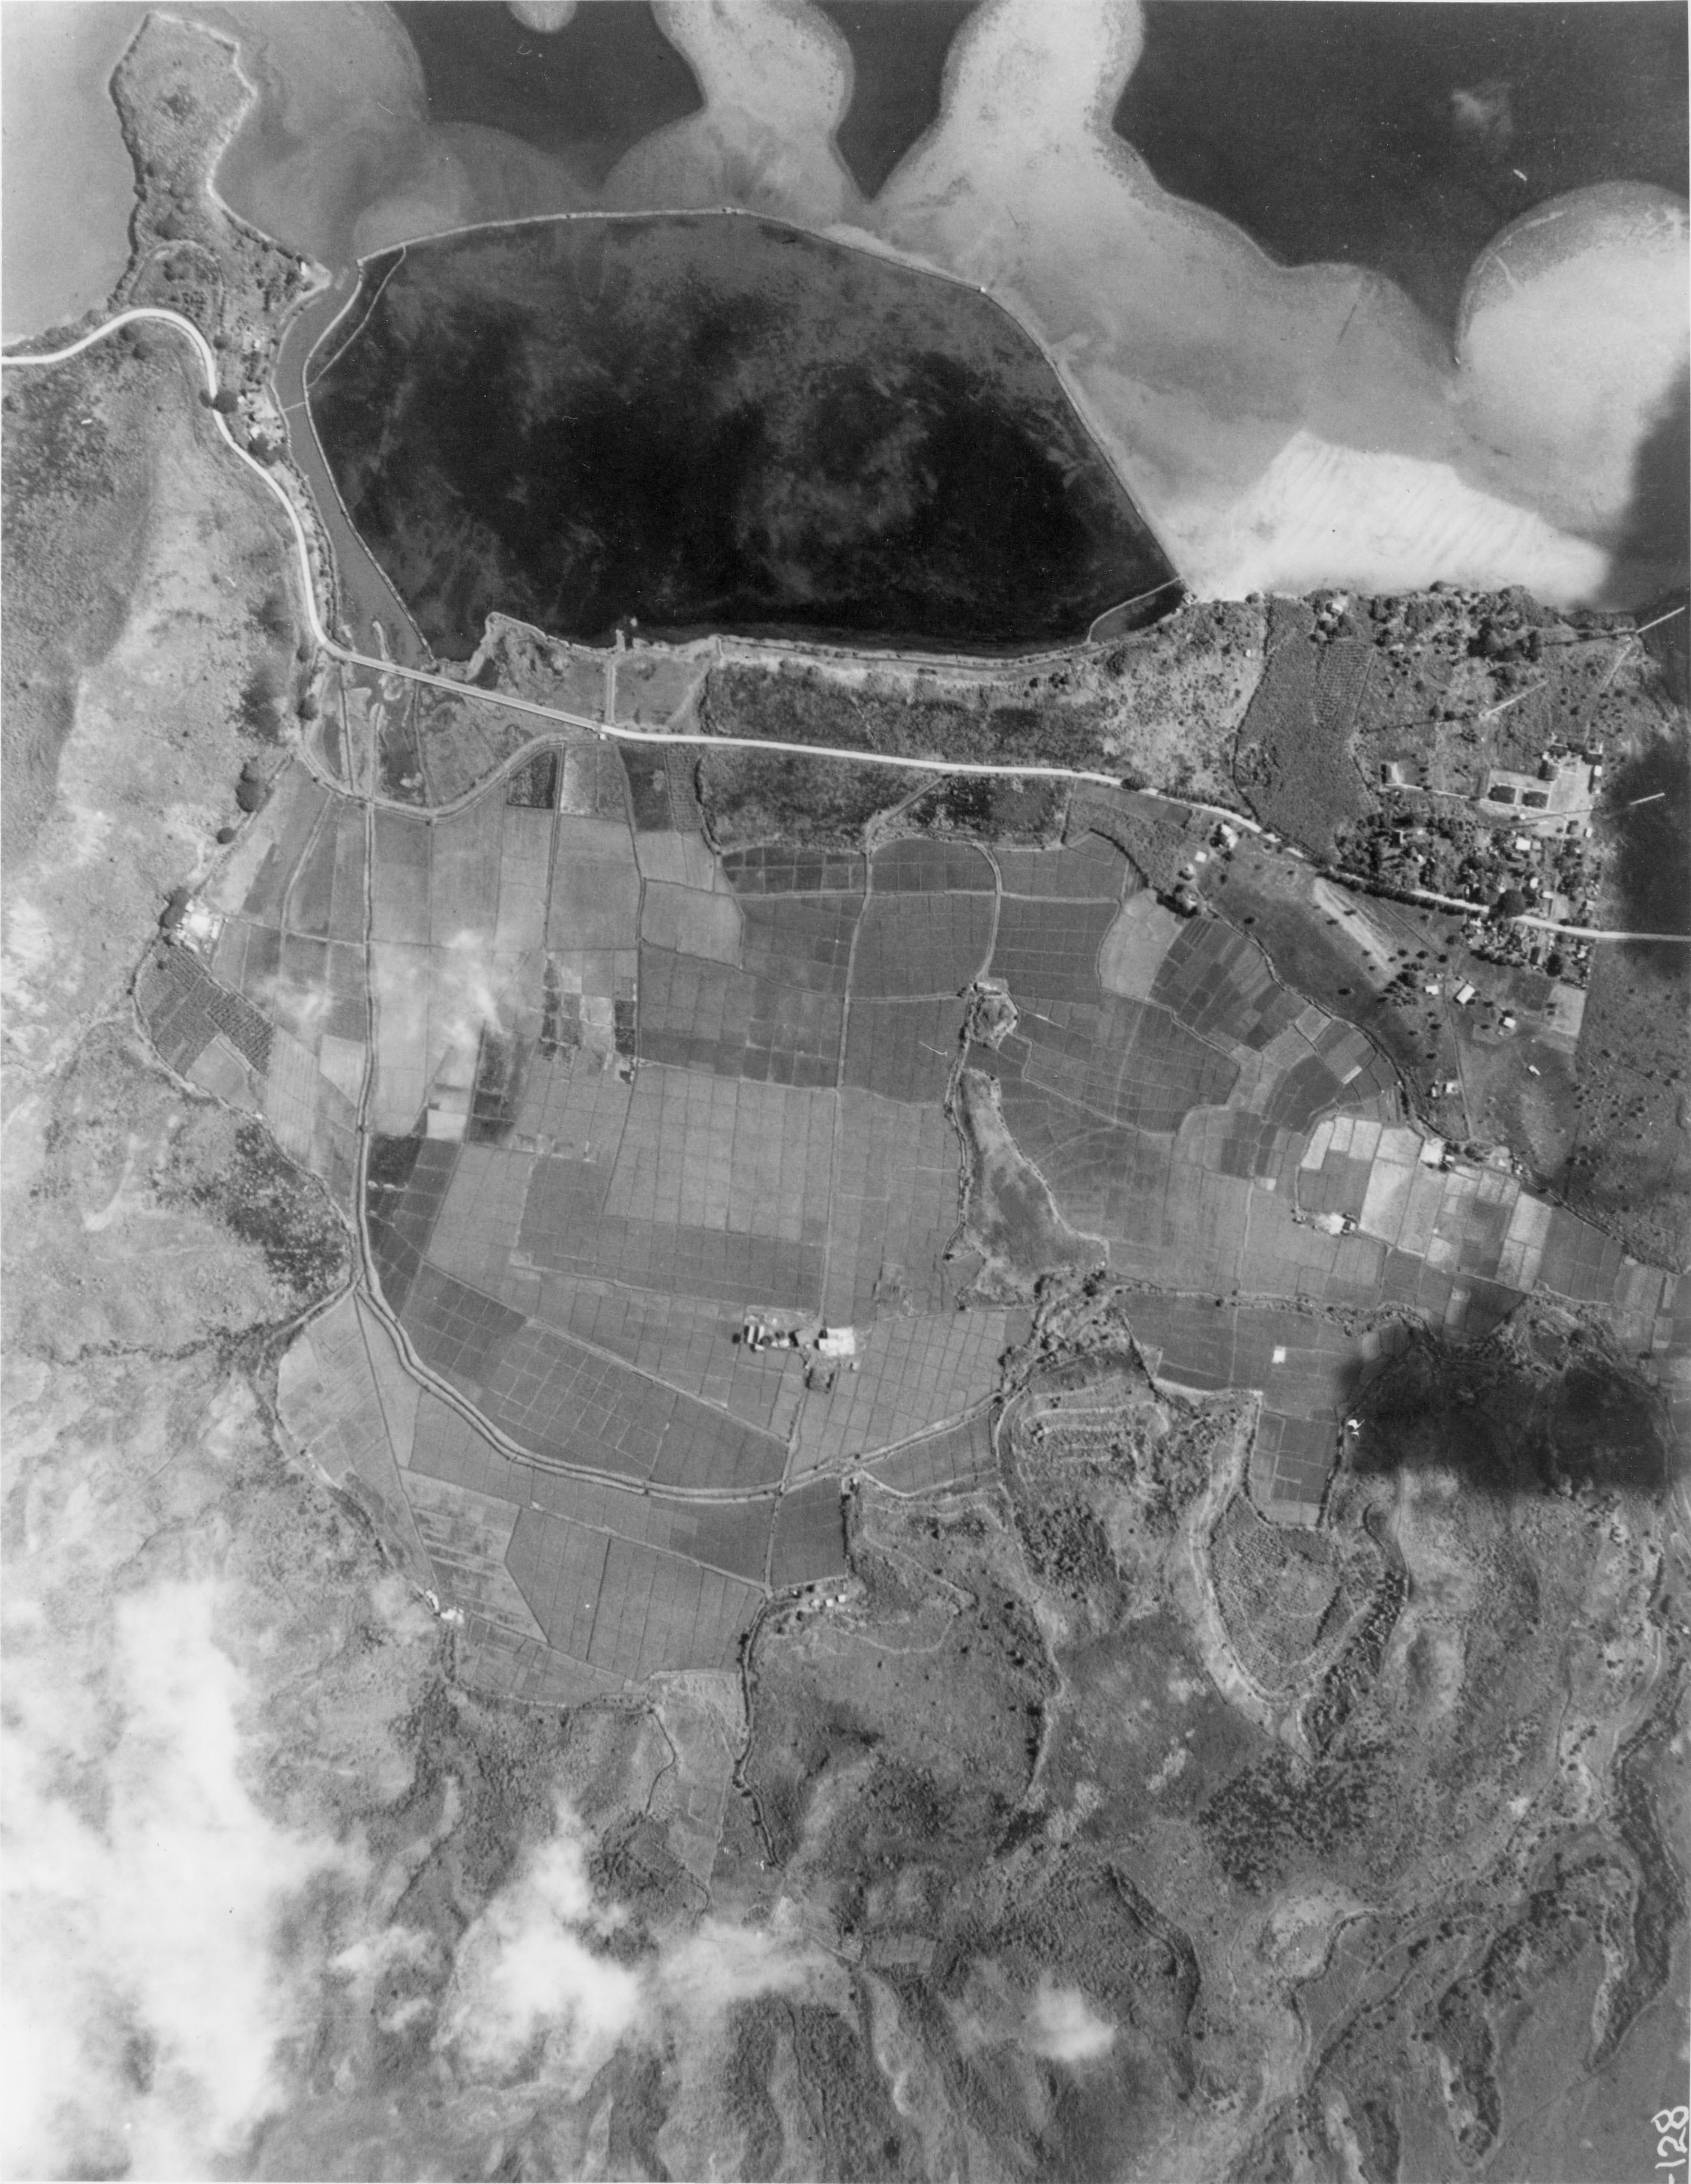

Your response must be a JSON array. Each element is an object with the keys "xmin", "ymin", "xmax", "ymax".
[
  {"xmin": 635, "ymin": 832, "xmax": 724, "ymax": 889},
  {"xmin": 637, "ymin": 948, "xmax": 843, "ymax": 1087},
  {"xmin": 282, "ymin": 806, "xmax": 337, "ymax": 936},
  {"xmin": 519, "ymin": 1198, "xmax": 826, "ymax": 1314},
  {"xmin": 425, "ymin": 1143, "xmax": 538, "ymax": 1290},
  {"xmin": 527, "ymin": 1469, "xmax": 773, "ymax": 1585},
  {"xmin": 527, "ymin": 1276, "xmax": 804, "ymax": 1436},
  {"xmin": 994, "ymin": 835, "xmax": 1126, "ymax": 899},
  {"xmin": 454, "ymin": 1616, "xmax": 627, "ymax": 1707},
  {"xmin": 1178, "ymin": 1108, "xmax": 1291, "ymax": 1185},
  {"xmin": 1252, "ymin": 1413, "xmax": 1340, "ymax": 1523},
  {"xmin": 508, "ymin": 1514, "xmax": 761, "ymax": 1680},
  {"xmin": 1262, "ymin": 1049, "xmax": 1359, "ymax": 1135},
  {"xmin": 409, "ymin": 1391, "xmax": 533, "ymax": 1499},
  {"xmin": 794, "ymin": 1308, "xmax": 1015, "ymax": 1473},
  {"xmin": 990, "ymin": 897, "xmax": 1118, "ymax": 1004},
  {"xmin": 740, "ymin": 895, "xmax": 862, "ymax": 993},
  {"xmin": 824, "ymin": 1091, "xmax": 964, "ymax": 1322},
  {"xmin": 137, "ymin": 944, "xmax": 273, "ymax": 1081},
  {"xmin": 1127, "ymin": 1295, "xmax": 1362, "ymax": 1513},
  {"xmin": 602, "ymin": 1069, "xmax": 835, "ymax": 1244},
  {"xmin": 494, "ymin": 806, "xmax": 554, "ymax": 955},
  {"xmin": 504, "ymin": 747, "xmax": 559, "ymax": 810},
  {"xmin": 1007, "ymin": 997, "xmax": 1240, "ymax": 1133},
  {"xmin": 1149, "ymin": 919, "xmax": 1286, "ymax": 1049},
  {"xmin": 559, "ymin": 745, "xmax": 629, "ymax": 818},
  {"xmin": 1097, "ymin": 891, "xmax": 1185, "ymax": 999},
  {"xmin": 1535, "ymin": 1206, "xmax": 1626, "ymax": 1304},
  {"xmin": 870, "ymin": 837, "xmax": 995, "ymax": 893},
  {"xmin": 771, "ymin": 1479, "xmax": 848, "ymax": 1589},
  {"xmin": 850, "ymin": 892, "xmax": 995, "ymax": 997},
  {"xmin": 429, "ymin": 794, "xmax": 504, "ymax": 949},
  {"xmin": 1235, "ymin": 1187, "xmax": 1374, "ymax": 1306},
  {"xmin": 866, "ymin": 1408, "xmax": 998, "ymax": 1496},
  {"xmin": 620, "ymin": 747, "xmax": 676, "ymax": 830},
  {"xmin": 843, "ymin": 997, "xmax": 967, "ymax": 1104},
  {"xmin": 507, "ymin": 1053, "xmax": 632, "ymax": 1155},
  {"xmin": 400, "ymin": 1263, "xmax": 527, "ymax": 1394},
  {"xmin": 405, "ymin": 1472, "xmax": 550, "ymax": 1643},
  {"xmin": 370, "ymin": 811, "xmax": 431, "ymax": 943},
  {"xmin": 640, "ymin": 882, "xmax": 742, "ymax": 963},
  {"xmin": 722, "ymin": 845, "xmax": 866, "ymax": 895},
  {"xmin": 471, "ymin": 1313, "xmax": 789, "ymax": 1489},
  {"xmin": 601, "ymin": 1218, "xmax": 818, "ymax": 1315},
  {"xmin": 548, "ymin": 817, "xmax": 641, "ymax": 951}
]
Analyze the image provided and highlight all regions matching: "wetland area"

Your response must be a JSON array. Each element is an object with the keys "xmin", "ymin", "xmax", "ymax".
[{"xmin": 307, "ymin": 212, "xmax": 1177, "ymax": 656}]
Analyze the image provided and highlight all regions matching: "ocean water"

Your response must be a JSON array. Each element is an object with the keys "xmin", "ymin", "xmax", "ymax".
[
  {"xmin": 1114, "ymin": 1, "xmax": 1689, "ymax": 329},
  {"xmin": 818, "ymin": 1, "xmax": 977, "ymax": 198},
  {"xmin": 1, "ymin": 1, "xmax": 148, "ymax": 341},
  {"xmin": 390, "ymin": 0, "xmax": 701, "ymax": 186}
]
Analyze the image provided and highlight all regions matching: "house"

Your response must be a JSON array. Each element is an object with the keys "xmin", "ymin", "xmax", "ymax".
[{"xmin": 1479, "ymin": 754, "xmax": 1594, "ymax": 834}]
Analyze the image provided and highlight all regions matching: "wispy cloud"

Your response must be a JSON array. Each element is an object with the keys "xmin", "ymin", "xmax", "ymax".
[
  {"xmin": 4, "ymin": 1535, "xmax": 835, "ymax": 2183},
  {"xmin": 1023, "ymin": 1977, "xmax": 1116, "ymax": 2065},
  {"xmin": 435, "ymin": 1811, "xmax": 829, "ymax": 2092},
  {"xmin": 2, "ymin": 1578, "xmax": 363, "ymax": 2180},
  {"xmin": 435, "ymin": 1800, "xmax": 642, "ymax": 2088}
]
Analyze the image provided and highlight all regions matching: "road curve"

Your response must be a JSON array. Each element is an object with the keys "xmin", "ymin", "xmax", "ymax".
[
  {"xmin": 0, "ymin": 308, "xmax": 1130, "ymax": 790},
  {"xmin": 7, "ymin": 308, "xmax": 1686, "ymax": 952}
]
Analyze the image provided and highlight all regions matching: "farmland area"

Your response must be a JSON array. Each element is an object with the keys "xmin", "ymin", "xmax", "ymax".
[
  {"xmin": 135, "ymin": 691, "xmax": 1680, "ymax": 1708},
  {"xmin": 9, "ymin": 14, "xmax": 1687, "ymax": 2172}
]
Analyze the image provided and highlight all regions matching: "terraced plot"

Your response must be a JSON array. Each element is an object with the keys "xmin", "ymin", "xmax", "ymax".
[{"xmin": 159, "ymin": 738, "xmax": 1671, "ymax": 1699}]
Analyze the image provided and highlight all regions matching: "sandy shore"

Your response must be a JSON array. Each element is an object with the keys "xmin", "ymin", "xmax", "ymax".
[{"xmin": 67, "ymin": 0, "xmax": 1683, "ymax": 609}]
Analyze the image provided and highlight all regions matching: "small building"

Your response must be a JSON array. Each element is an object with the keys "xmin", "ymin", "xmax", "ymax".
[
  {"xmin": 741, "ymin": 1313, "xmax": 856, "ymax": 1361},
  {"xmin": 1480, "ymin": 755, "xmax": 1593, "ymax": 833}
]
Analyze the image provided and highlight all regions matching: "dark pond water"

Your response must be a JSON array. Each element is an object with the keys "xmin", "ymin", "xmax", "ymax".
[
  {"xmin": 818, "ymin": 3, "xmax": 978, "ymax": 198},
  {"xmin": 391, "ymin": 1, "xmax": 702, "ymax": 187},
  {"xmin": 309, "ymin": 213, "xmax": 1177, "ymax": 657},
  {"xmin": 1606, "ymin": 729, "xmax": 1691, "ymax": 954},
  {"xmin": 1114, "ymin": 2, "xmax": 1690, "ymax": 328}
]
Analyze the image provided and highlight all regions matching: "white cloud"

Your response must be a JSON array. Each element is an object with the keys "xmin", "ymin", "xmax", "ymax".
[
  {"xmin": 436, "ymin": 1801, "xmax": 643, "ymax": 2089},
  {"xmin": 436, "ymin": 1810, "xmax": 828, "ymax": 2094},
  {"xmin": 1023, "ymin": 1978, "xmax": 1116, "ymax": 2065},
  {"xmin": 1, "ymin": 1579, "xmax": 362, "ymax": 2180},
  {"xmin": 656, "ymin": 1914, "xmax": 818, "ymax": 2021}
]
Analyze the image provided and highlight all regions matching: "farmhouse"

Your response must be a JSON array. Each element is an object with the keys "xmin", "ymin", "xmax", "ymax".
[{"xmin": 1480, "ymin": 752, "xmax": 1594, "ymax": 834}]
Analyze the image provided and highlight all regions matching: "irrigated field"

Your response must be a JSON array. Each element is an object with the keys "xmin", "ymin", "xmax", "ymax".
[{"xmin": 141, "ymin": 724, "xmax": 1677, "ymax": 1701}]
